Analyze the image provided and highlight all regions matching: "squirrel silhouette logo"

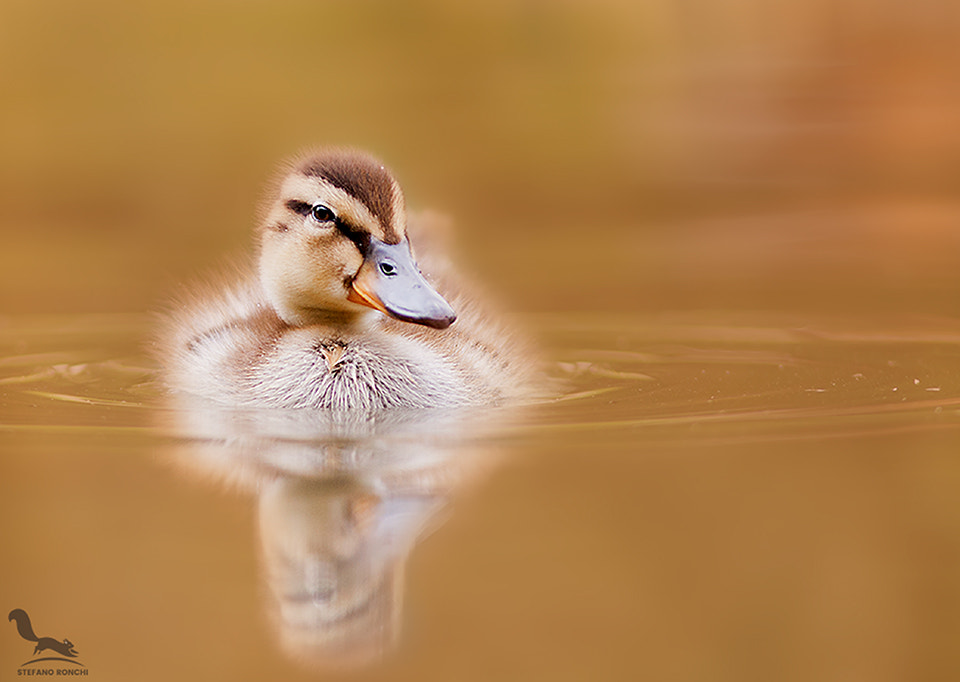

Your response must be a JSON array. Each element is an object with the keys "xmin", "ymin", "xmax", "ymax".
[{"xmin": 8, "ymin": 608, "xmax": 79, "ymax": 659}]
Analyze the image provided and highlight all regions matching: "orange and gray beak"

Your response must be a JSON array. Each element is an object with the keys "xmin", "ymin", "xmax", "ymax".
[{"xmin": 347, "ymin": 238, "xmax": 456, "ymax": 330}]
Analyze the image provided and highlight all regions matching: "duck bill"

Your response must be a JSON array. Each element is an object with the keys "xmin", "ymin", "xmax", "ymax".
[{"xmin": 348, "ymin": 238, "xmax": 457, "ymax": 330}]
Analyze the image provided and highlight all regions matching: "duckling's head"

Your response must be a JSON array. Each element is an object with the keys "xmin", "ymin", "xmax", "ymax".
[{"xmin": 258, "ymin": 150, "xmax": 456, "ymax": 329}]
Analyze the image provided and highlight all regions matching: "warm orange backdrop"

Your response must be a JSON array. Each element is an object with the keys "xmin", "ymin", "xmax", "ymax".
[{"xmin": 0, "ymin": 0, "xmax": 957, "ymax": 317}]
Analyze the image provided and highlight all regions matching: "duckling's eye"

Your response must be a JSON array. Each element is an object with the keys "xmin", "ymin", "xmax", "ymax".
[
  {"xmin": 311, "ymin": 204, "xmax": 336, "ymax": 223},
  {"xmin": 379, "ymin": 261, "xmax": 398, "ymax": 277}
]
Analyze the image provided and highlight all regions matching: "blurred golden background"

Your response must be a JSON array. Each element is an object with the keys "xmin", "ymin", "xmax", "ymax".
[{"xmin": 1, "ymin": 0, "xmax": 958, "ymax": 317}]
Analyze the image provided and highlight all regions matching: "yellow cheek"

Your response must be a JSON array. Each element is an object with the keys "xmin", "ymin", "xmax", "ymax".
[
  {"xmin": 305, "ymin": 239, "xmax": 362, "ymax": 284},
  {"xmin": 260, "ymin": 225, "xmax": 372, "ymax": 321}
]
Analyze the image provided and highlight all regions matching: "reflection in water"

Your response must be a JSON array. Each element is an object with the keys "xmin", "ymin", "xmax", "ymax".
[
  {"xmin": 260, "ymin": 476, "xmax": 436, "ymax": 668},
  {"xmin": 161, "ymin": 397, "xmax": 507, "ymax": 669}
]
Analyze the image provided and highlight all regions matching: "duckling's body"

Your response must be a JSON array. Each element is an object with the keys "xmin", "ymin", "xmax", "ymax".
[{"xmin": 160, "ymin": 151, "xmax": 534, "ymax": 409}]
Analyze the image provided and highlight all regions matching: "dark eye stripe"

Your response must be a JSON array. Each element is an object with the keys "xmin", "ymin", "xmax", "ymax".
[
  {"xmin": 283, "ymin": 198, "xmax": 370, "ymax": 253},
  {"xmin": 335, "ymin": 219, "xmax": 371, "ymax": 254},
  {"xmin": 285, "ymin": 199, "xmax": 312, "ymax": 216}
]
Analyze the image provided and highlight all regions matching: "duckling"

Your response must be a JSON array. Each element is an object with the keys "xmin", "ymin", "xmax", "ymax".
[{"xmin": 159, "ymin": 149, "xmax": 535, "ymax": 410}]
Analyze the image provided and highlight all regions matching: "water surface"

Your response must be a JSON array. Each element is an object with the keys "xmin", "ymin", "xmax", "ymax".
[{"xmin": 3, "ymin": 311, "xmax": 960, "ymax": 680}]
